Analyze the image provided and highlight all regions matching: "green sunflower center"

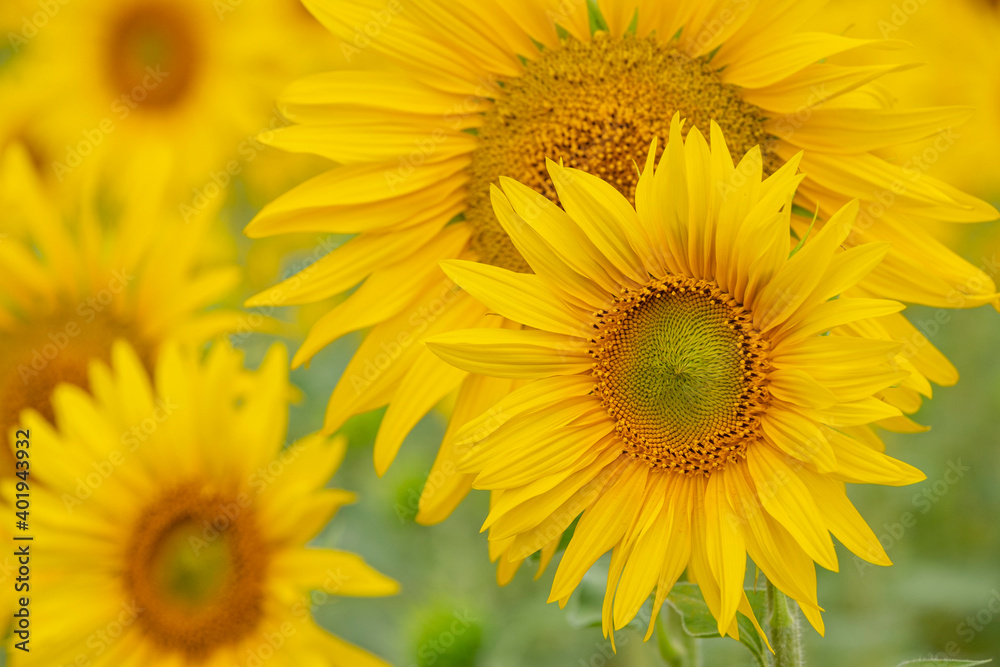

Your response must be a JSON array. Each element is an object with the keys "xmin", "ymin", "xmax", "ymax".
[
  {"xmin": 467, "ymin": 32, "xmax": 773, "ymax": 272},
  {"xmin": 126, "ymin": 484, "xmax": 267, "ymax": 657},
  {"xmin": 106, "ymin": 3, "xmax": 199, "ymax": 109},
  {"xmin": 592, "ymin": 276, "xmax": 770, "ymax": 474},
  {"xmin": 151, "ymin": 521, "xmax": 232, "ymax": 608}
]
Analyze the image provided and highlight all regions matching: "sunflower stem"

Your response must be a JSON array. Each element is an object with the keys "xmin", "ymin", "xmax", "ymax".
[
  {"xmin": 655, "ymin": 606, "xmax": 699, "ymax": 667},
  {"xmin": 655, "ymin": 612, "xmax": 684, "ymax": 667},
  {"xmin": 765, "ymin": 581, "xmax": 803, "ymax": 667},
  {"xmin": 682, "ymin": 629, "xmax": 700, "ymax": 667}
]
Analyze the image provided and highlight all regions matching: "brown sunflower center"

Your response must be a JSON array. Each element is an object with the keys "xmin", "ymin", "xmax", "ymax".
[
  {"xmin": 125, "ymin": 483, "xmax": 268, "ymax": 657},
  {"xmin": 467, "ymin": 33, "xmax": 772, "ymax": 272},
  {"xmin": 106, "ymin": 3, "xmax": 199, "ymax": 109},
  {"xmin": 0, "ymin": 308, "xmax": 151, "ymax": 473},
  {"xmin": 591, "ymin": 276, "xmax": 770, "ymax": 474},
  {"xmin": 9, "ymin": 128, "xmax": 48, "ymax": 176}
]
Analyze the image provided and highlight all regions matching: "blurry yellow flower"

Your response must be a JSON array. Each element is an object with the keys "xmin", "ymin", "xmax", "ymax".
[
  {"xmin": 0, "ymin": 146, "xmax": 243, "ymax": 474},
  {"xmin": 2, "ymin": 0, "xmax": 303, "ymax": 197},
  {"xmin": 268, "ymin": 0, "xmax": 344, "ymax": 73},
  {"xmin": 13, "ymin": 339, "xmax": 397, "ymax": 666},
  {"xmin": 228, "ymin": 0, "xmax": 351, "ymax": 212},
  {"xmin": 0, "ymin": 67, "xmax": 57, "ymax": 189},
  {"xmin": 815, "ymin": 0, "xmax": 1000, "ymax": 202},
  {"xmin": 246, "ymin": 0, "xmax": 985, "ymax": 523},
  {"xmin": 428, "ymin": 122, "xmax": 925, "ymax": 641}
]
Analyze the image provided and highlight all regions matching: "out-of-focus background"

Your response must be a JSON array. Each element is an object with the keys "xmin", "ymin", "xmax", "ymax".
[{"xmin": 3, "ymin": 0, "xmax": 1000, "ymax": 664}]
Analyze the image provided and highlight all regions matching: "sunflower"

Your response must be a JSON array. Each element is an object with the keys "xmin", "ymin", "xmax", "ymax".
[
  {"xmin": 816, "ymin": 0, "xmax": 1000, "ymax": 201},
  {"xmin": 246, "ymin": 0, "xmax": 994, "ymax": 523},
  {"xmin": 0, "ymin": 66, "xmax": 59, "ymax": 190},
  {"xmin": 426, "ymin": 119, "xmax": 926, "ymax": 641},
  {"xmin": 2, "ymin": 0, "xmax": 304, "ymax": 195},
  {"xmin": 0, "ymin": 145, "xmax": 243, "ymax": 475},
  {"xmin": 10, "ymin": 339, "xmax": 397, "ymax": 666}
]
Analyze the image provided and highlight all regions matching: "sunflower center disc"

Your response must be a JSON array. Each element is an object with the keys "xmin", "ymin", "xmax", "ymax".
[
  {"xmin": 107, "ymin": 4, "xmax": 199, "ymax": 108},
  {"xmin": 0, "ymin": 310, "xmax": 150, "ymax": 472},
  {"xmin": 467, "ymin": 33, "xmax": 771, "ymax": 272},
  {"xmin": 592, "ymin": 276, "xmax": 770, "ymax": 474},
  {"xmin": 125, "ymin": 484, "xmax": 267, "ymax": 656}
]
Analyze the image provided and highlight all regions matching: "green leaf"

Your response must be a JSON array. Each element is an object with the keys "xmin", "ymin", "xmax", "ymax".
[
  {"xmin": 790, "ymin": 203, "xmax": 817, "ymax": 219},
  {"xmin": 666, "ymin": 584, "xmax": 721, "ymax": 638},
  {"xmin": 895, "ymin": 660, "xmax": 992, "ymax": 666},
  {"xmin": 587, "ymin": 0, "xmax": 609, "ymax": 33},
  {"xmin": 557, "ymin": 515, "xmax": 580, "ymax": 552},
  {"xmin": 788, "ymin": 207, "xmax": 818, "ymax": 258},
  {"xmin": 626, "ymin": 8, "xmax": 639, "ymax": 35},
  {"xmin": 666, "ymin": 583, "xmax": 769, "ymax": 667}
]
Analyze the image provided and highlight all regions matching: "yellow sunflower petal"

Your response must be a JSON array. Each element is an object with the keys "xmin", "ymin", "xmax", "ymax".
[
  {"xmin": 441, "ymin": 259, "xmax": 589, "ymax": 337},
  {"xmin": 549, "ymin": 463, "xmax": 647, "ymax": 602},
  {"xmin": 747, "ymin": 445, "xmax": 838, "ymax": 570},
  {"xmin": 825, "ymin": 429, "xmax": 926, "ymax": 486},
  {"xmin": 427, "ymin": 329, "xmax": 592, "ymax": 378},
  {"xmin": 374, "ymin": 347, "xmax": 469, "ymax": 475}
]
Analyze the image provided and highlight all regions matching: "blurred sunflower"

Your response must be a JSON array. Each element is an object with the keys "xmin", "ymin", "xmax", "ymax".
[
  {"xmin": 1, "ymin": 0, "xmax": 300, "ymax": 195},
  {"xmin": 0, "ymin": 67, "xmax": 56, "ymax": 188},
  {"xmin": 816, "ymin": 0, "xmax": 1000, "ymax": 201},
  {"xmin": 428, "ymin": 120, "xmax": 926, "ymax": 640},
  {"xmin": 13, "ymin": 339, "xmax": 397, "ymax": 666},
  {"xmin": 246, "ymin": 0, "xmax": 995, "ymax": 524},
  {"xmin": 0, "ymin": 146, "xmax": 243, "ymax": 473}
]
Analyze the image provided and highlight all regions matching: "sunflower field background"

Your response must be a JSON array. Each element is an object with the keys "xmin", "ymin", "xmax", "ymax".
[{"xmin": 2, "ymin": 0, "xmax": 1000, "ymax": 666}]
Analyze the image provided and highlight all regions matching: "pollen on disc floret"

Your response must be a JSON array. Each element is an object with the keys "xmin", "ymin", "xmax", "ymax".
[{"xmin": 466, "ymin": 32, "xmax": 773, "ymax": 272}]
